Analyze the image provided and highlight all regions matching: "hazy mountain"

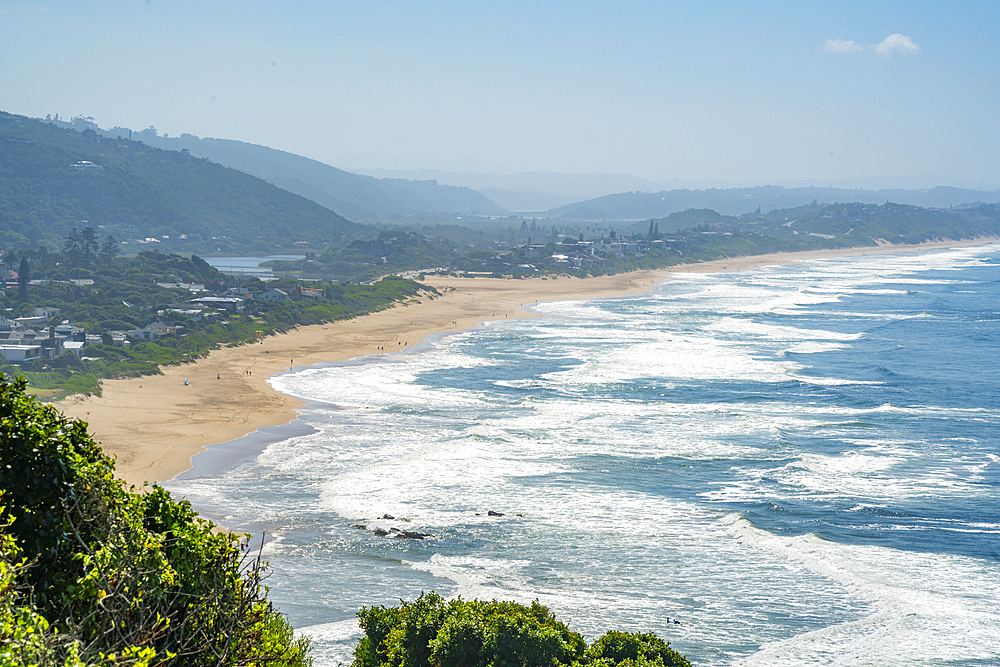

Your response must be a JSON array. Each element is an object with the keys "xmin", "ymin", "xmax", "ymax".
[
  {"xmin": 352, "ymin": 168, "xmax": 664, "ymax": 208},
  {"xmin": 379, "ymin": 178, "xmax": 506, "ymax": 217},
  {"xmin": 90, "ymin": 128, "xmax": 506, "ymax": 220},
  {"xmin": 477, "ymin": 188, "xmax": 581, "ymax": 212},
  {"xmin": 547, "ymin": 186, "xmax": 1000, "ymax": 220}
]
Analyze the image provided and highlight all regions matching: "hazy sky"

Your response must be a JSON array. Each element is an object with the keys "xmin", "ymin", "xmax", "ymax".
[{"xmin": 2, "ymin": 0, "xmax": 998, "ymax": 187}]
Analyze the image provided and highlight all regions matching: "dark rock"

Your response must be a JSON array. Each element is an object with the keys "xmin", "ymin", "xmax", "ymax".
[
  {"xmin": 393, "ymin": 530, "xmax": 430, "ymax": 540},
  {"xmin": 488, "ymin": 510, "xmax": 505, "ymax": 517},
  {"xmin": 372, "ymin": 528, "xmax": 389, "ymax": 536},
  {"xmin": 381, "ymin": 513, "xmax": 395, "ymax": 520},
  {"xmin": 351, "ymin": 524, "xmax": 367, "ymax": 530}
]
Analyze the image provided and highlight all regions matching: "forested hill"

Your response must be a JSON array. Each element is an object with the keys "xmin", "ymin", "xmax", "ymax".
[
  {"xmin": 0, "ymin": 111, "xmax": 367, "ymax": 254},
  {"xmin": 548, "ymin": 185, "xmax": 1000, "ymax": 220},
  {"xmin": 53, "ymin": 118, "xmax": 506, "ymax": 219},
  {"xmin": 633, "ymin": 202, "xmax": 1000, "ymax": 245}
]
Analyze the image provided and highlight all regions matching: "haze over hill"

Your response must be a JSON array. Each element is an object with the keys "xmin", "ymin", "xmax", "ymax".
[
  {"xmin": 55, "ymin": 118, "xmax": 506, "ymax": 221},
  {"xmin": 351, "ymin": 169, "xmax": 1000, "ymax": 213},
  {"xmin": 33, "ymin": 116, "xmax": 1000, "ymax": 227},
  {"xmin": 352, "ymin": 169, "xmax": 666, "ymax": 211}
]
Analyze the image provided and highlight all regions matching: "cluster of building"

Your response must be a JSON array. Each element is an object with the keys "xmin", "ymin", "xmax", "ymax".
[
  {"xmin": 0, "ymin": 309, "xmax": 88, "ymax": 362},
  {"xmin": 0, "ymin": 282, "xmax": 327, "ymax": 365},
  {"xmin": 508, "ymin": 238, "xmax": 687, "ymax": 271}
]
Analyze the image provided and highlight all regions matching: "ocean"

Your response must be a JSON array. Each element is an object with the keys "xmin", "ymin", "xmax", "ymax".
[{"xmin": 167, "ymin": 244, "xmax": 1000, "ymax": 667}]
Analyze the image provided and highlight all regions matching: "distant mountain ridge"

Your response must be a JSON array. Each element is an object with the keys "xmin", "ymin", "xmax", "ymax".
[
  {"xmin": 547, "ymin": 185, "xmax": 1000, "ymax": 220},
  {"xmin": 352, "ymin": 168, "xmax": 666, "ymax": 211},
  {"xmin": 31, "ymin": 115, "xmax": 1000, "ymax": 226}
]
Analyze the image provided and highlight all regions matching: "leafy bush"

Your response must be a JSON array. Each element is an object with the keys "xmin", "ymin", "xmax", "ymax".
[
  {"xmin": 353, "ymin": 592, "xmax": 689, "ymax": 667},
  {"xmin": 0, "ymin": 377, "xmax": 312, "ymax": 666},
  {"xmin": 584, "ymin": 631, "xmax": 690, "ymax": 667}
]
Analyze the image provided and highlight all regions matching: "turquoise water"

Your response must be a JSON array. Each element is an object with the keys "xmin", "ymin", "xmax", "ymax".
[
  {"xmin": 204, "ymin": 254, "xmax": 305, "ymax": 278},
  {"xmin": 168, "ymin": 244, "xmax": 1000, "ymax": 666}
]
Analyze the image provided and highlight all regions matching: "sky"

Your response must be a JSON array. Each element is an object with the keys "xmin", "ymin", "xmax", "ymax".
[{"xmin": 1, "ymin": 0, "xmax": 998, "ymax": 189}]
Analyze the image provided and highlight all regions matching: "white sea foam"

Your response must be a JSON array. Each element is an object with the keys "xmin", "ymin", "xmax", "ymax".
[
  {"xmin": 296, "ymin": 619, "xmax": 364, "ymax": 667},
  {"xmin": 726, "ymin": 515, "xmax": 1000, "ymax": 666},
  {"xmin": 778, "ymin": 342, "xmax": 849, "ymax": 355},
  {"xmin": 715, "ymin": 319, "xmax": 862, "ymax": 341},
  {"xmin": 169, "ymin": 243, "xmax": 1000, "ymax": 667}
]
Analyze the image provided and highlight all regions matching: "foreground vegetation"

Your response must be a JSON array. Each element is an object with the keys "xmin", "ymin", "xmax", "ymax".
[
  {"xmin": 353, "ymin": 592, "xmax": 690, "ymax": 667},
  {"xmin": 0, "ymin": 377, "xmax": 312, "ymax": 665}
]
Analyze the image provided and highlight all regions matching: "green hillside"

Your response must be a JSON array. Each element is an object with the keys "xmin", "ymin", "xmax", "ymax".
[
  {"xmin": 0, "ymin": 111, "xmax": 367, "ymax": 254},
  {"xmin": 632, "ymin": 202, "xmax": 1000, "ymax": 247},
  {"xmin": 546, "ymin": 185, "xmax": 1000, "ymax": 221},
  {"xmin": 758, "ymin": 201, "xmax": 1000, "ymax": 244}
]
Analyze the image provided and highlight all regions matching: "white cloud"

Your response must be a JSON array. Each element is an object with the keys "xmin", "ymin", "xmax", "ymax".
[
  {"xmin": 875, "ymin": 33, "xmax": 921, "ymax": 58},
  {"xmin": 823, "ymin": 39, "xmax": 864, "ymax": 54}
]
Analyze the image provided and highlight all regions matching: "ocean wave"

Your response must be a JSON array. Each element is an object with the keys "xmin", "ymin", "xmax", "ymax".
[{"xmin": 724, "ymin": 515, "xmax": 1000, "ymax": 666}]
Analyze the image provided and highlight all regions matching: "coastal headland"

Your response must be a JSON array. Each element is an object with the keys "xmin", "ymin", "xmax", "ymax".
[{"xmin": 58, "ymin": 238, "xmax": 998, "ymax": 489}]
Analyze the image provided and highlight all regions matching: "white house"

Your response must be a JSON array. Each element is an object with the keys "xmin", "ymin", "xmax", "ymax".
[
  {"xmin": 0, "ymin": 345, "xmax": 42, "ymax": 362},
  {"xmin": 71, "ymin": 161, "xmax": 104, "ymax": 172},
  {"xmin": 32, "ymin": 307, "xmax": 60, "ymax": 319},
  {"xmin": 258, "ymin": 288, "xmax": 291, "ymax": 302}
]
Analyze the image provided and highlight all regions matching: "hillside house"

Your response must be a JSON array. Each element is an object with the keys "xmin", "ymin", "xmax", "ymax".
[
  {"xmin": 70, "ymin": 160, "xmax": 104, "ymax": 172},
  {"xmin": 0, "ymin": 328, "xmax": 65, "ymax": 359},
  {"xmin": 259, "ymin": 288, "xmax": 291, "ymax": 302},
  {"xmin": 32, "ymin": 307, "xmax": 60, "ymax": 319},
  {"xmin": 87, "ymin": 333, "xmax": 130, "ymax": 347},
  {"xmin": 127, "ymin": 320, "xmax": 180, "ymax": 341},
  {"xmin": 14, "ymin": 315, "xmax": 49, "ymax": 328},
  {"xmin": 190, "ymin": 296, "xmax": 246, "ymax": 312}
]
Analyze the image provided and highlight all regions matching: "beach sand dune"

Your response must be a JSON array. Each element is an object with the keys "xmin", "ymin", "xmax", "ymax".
[{"xmin": 58, "ymin": 239, "xmax": 997, "ymax": 488}]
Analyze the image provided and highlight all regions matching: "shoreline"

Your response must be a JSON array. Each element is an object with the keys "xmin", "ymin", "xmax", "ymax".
[{"xmin": 57, "ymin": 237, "xmax": 999, "ymax": 489}]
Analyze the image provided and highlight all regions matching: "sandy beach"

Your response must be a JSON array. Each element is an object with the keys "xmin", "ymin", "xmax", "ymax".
[{"xmin": 57, "ymin": 238, "xmax": 998, "ymax": 489}]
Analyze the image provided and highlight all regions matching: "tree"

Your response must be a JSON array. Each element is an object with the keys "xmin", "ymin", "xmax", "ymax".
[
  {"xmin": 99, "ymin": 234, "xmax": 120, "ymax": 267},
  {"xmin": 17, "ymin": 256, "xmax": 29, "ymax": 301},
  {"xmin": 80, "ymin": 226, "xmax": 100, "ymax": 267},
  {"xmin": 64, "ymin": 228, "xmax": 84, "ymax": 268},
  {"xmin": 190, "ymin": 254, "xmax": 216, "ymax": 281},
  {"xmin": 353, "ymin": 593, "xmax": 689, "ymax": 667}
]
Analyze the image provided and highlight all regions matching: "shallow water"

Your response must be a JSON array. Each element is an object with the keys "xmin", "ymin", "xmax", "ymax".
[{"xmin": 168, "ymin": 243, "xmax": 1000, "ymax": 666}]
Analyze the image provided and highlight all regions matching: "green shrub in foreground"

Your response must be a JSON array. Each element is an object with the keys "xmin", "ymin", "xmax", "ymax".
[
  {"xmin": 0, "ymin": 377, "xmax": 312, "ymax": 666},
  {"xmin": 354, "ymin": 592, "xmax": 690, "ymax": 667}
]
